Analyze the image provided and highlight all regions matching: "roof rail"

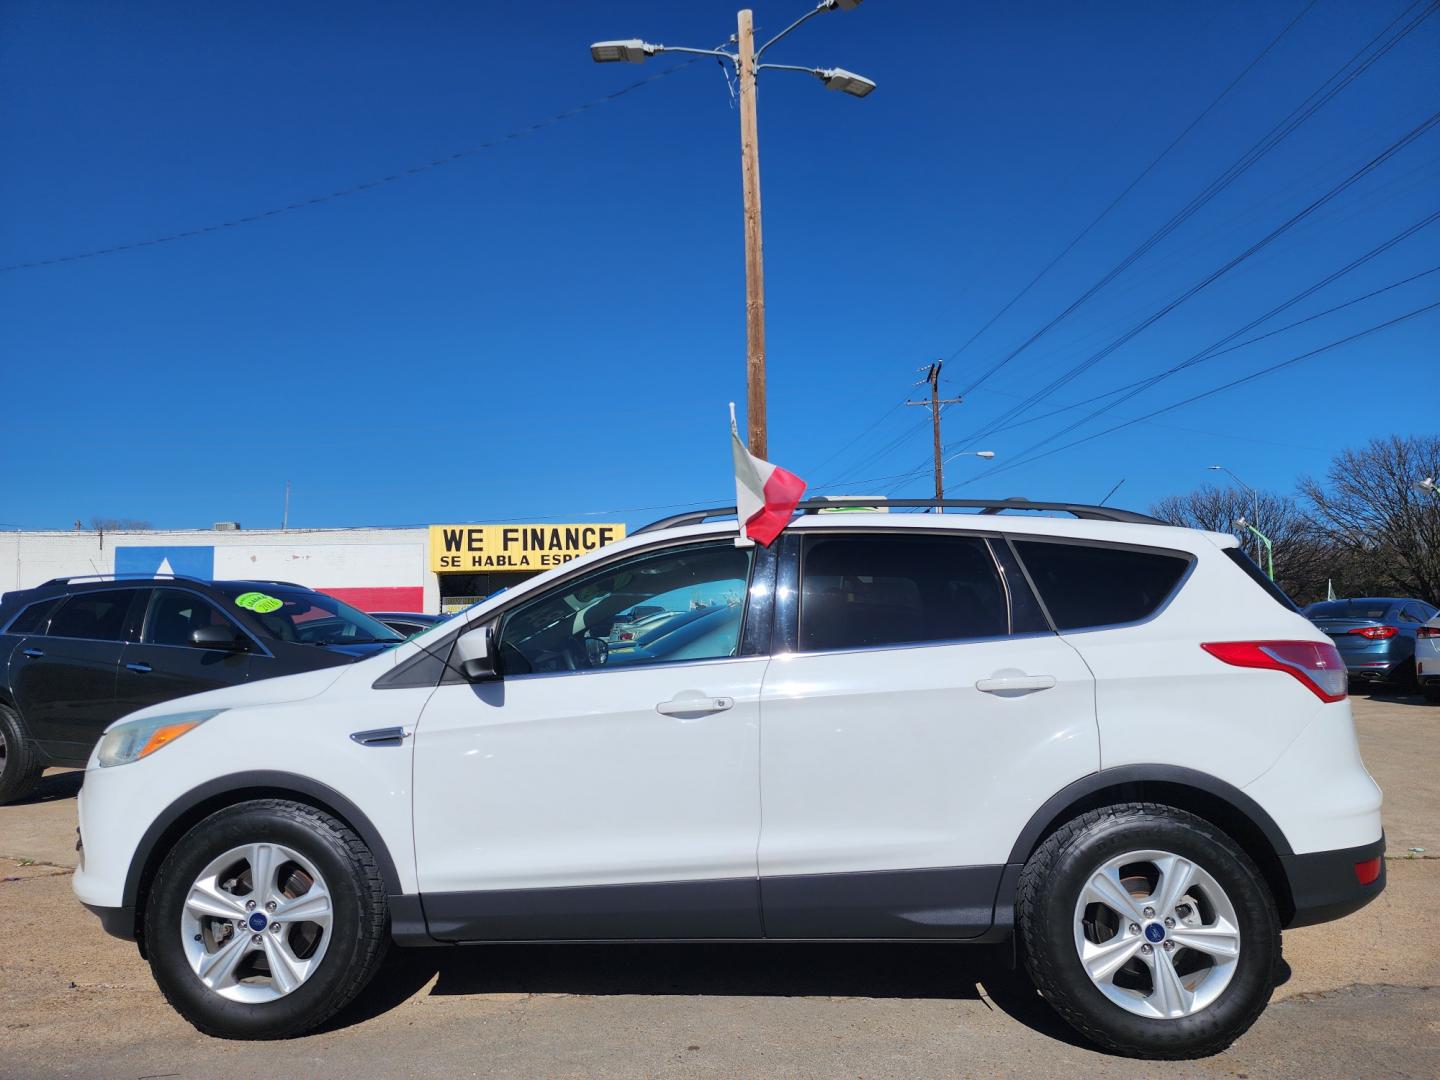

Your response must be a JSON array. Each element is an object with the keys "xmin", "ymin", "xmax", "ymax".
[
  {"xmin": 40, "ymin": 572, "xmax": 209, "ymax": 587},
  {"xmin": 633, "ymin": 497, "xmax": 1166, "ymax": 534}
]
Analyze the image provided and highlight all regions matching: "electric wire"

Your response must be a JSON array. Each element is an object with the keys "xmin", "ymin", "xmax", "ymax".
[
  {"xmin": 949, "ymin": 108, "xmax": 1440, "ymax": 451},
  {"xmin": 950, "ymin": 0, "xmax": 1436, "ymax": 400},
  {"xmin": 0, "ymin": 60, "xmax": 703, "ymax": 274},
  {"xmin": 941, "ymin": 0, "xmax": 1321, "ymax": 367},
  {"xmin": 970, "ymin": 298, "xmax": 1440, "ymax": 482}
]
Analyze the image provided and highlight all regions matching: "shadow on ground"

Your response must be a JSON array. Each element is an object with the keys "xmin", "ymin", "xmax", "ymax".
[
  {"xmin": 14, "ymin": 769, "xmax": 83, "ymax": 806},
  {"xmin": 324, "ymin": 940, "xmax": 1091, "ymax": 1048}
]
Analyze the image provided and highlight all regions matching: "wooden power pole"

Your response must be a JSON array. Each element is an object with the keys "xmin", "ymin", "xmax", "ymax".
[
  {"xmin": 907, "ymin": 361, "xmax": 963, "ymax": 506},
  {"xmin": 737, "ymin": 9, "xmax": 767, "ymax": 459}
]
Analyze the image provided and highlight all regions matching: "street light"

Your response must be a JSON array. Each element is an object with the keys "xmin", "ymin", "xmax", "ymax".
[
  {"xmin": 1235, "ymin": 516, "xmax": 1275, "ymax": 580},
  {"xmin": 1418, "ymin": 476, "xmax": 1437, "ymax": 497},
  {"xmin": 590, "ymin": 1, "xmax": 875, "ymax": 459},
  {"xmin": 1208, "ymin": 465, "xmax": 1262, "ymax": 565}
]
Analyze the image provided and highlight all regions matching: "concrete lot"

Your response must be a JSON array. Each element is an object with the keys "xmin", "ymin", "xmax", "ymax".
[{"xmin": 2, "ymin": 694, "xmax": 1436, "ymax": 1079}]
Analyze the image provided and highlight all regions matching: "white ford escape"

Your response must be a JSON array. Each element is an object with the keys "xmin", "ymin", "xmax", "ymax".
[{"xmin": 72, "ymin": 499, "xmax": 1384, "ymax": 1058}]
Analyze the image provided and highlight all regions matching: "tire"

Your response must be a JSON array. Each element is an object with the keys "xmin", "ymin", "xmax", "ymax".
[
  {"xmin": 1017, "ymin": 802, "xmax": 1280, "ymax": 1059},
  {"xmin": 1423, "ymin": 685, "xmax": 1440, "ymax": 705},
  {"xmin": 0, "ymin": 704, "xmax": 44, "ymax": 805},
  {"xmin": 143, "ymin": 799, "xmax": 390, "ymax": 1039}
]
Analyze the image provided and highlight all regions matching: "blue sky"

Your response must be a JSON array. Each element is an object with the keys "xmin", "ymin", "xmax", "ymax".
[{"xmin": 2, "ymin": 0, "xmax": 1436, "ymax": 532}]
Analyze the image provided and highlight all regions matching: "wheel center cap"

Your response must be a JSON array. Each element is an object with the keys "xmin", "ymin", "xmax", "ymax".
[
  {"xmin": 248, "ymin": 912, "xmax": 269, "ymax": 932},
  {"xmin": 1144, "ymin": 922, "xmax": 1166, "ymax": 943}
]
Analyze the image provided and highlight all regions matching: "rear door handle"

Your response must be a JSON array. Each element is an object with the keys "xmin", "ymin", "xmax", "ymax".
[
  {"xmin": 21, "ymin": 647, "xmax": 44, "ymax": 658},
  {"xmin": 125, "ymin": 662, "xmax": 152, "ymax": 674},
  {"xmin": 976, "ymin": 674, "xmax": 1056, "ymax": 695},
  {"xmin": 656, "ymin": 693, "xmax": 734, "ymax": 717}
]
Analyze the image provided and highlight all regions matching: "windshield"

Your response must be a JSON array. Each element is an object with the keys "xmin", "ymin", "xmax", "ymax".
[{"xmin": 216, "ymin": 585, "xmax": 405, "ymax": 646}]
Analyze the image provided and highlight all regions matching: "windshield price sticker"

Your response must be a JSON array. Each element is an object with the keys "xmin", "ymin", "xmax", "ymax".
[
  {"xmin": 429, "ymin": 524, "xmax": 625, "ymax": 573},
  {"xmin": 234, "ymin": 591, "xmax": 284, "ymax": 614}
]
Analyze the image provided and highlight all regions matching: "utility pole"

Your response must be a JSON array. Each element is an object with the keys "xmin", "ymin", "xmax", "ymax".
[
  {"xmin": 907, "ymin": 360, "xmax": 963, "ymax": 508},
  {"xmin": 589, "ymin": 3, "xmax": 875, "ymax": 462},
  {"xmin": 737, "ymin": 9, "xmax": 767, "ymax": 460},
  {"xmin": 282, "ymin": 481, "xmax": 291, "ymax": 531}
]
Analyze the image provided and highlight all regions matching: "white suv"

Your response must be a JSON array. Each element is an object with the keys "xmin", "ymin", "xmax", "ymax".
[{"xmin": 72, "ymin": 499, "xmax": 1384, "ymax": 1058}]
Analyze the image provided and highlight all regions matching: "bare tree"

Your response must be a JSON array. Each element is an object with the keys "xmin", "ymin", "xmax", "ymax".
[
  {"xmin": 1300, "ymin": 434, "xmax": 1440, "ymax": 603},
  {"xmin": 1150, "ymin": 486, "xmax": 1333, "ymax": 604},
  {"xmin": 88, "ymin": 516, "xmax": 152, "ymax": 532}
]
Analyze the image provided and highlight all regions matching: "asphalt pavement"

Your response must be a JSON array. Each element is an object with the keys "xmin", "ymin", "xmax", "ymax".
[{"xmin": 2, "ymin": 693, "xmax": 1436, "ymax": 1079}]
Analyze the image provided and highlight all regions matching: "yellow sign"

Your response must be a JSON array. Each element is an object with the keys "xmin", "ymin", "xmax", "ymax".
[{"xmin": 429, "ymin": 523, "xmax": 626, "ymax": 573}]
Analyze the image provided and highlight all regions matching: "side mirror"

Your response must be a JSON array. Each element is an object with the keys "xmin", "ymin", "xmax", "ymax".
[
  {"xmin": 454, "ymin": 624, "xmax": 500, "ymax": 682},
  {"xmin": 192, "ymin": 625, "xmax": 247, "ymax": 651}
]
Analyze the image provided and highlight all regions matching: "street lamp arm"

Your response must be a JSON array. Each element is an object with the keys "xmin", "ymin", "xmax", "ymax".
[
  {"xmin": 653, "ymin": 45, "xmax": 737, "ymax": 63},
  {"xmin": 755, "ymin": 62, "xmax": 823, "ymax": 76},
  {"xmin": 755, "ymin": 2, "xmax": 832, "ymax": 61}
]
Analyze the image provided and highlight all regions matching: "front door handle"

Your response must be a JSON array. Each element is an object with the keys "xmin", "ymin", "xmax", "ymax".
[
  {"xmin": 976, "ymin": 673, "xmax": 1057, "ymax": 695},
  {"xmin": 125, "ymin": 662, "xmax": 152, "ymax": 674},
  {"xmin": 656, "ymin": 692, "xmax": 734, "ymax": 718},
  {"xmin": 21, "ymin": 647, "xmax": 44, "ymax": 658}
]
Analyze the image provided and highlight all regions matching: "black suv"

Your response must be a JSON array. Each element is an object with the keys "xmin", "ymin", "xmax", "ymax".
[{"xmin": 0, "ymin": 576, "xmax": 405, "ymax": 803}]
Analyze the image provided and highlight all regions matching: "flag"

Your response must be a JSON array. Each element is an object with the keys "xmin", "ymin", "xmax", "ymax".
[{"xmin": 730, "ymin": 403, "xmax": 806, "ymax": 547}]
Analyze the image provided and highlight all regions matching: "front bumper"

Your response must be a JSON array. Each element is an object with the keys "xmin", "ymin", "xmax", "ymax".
[{"xmin": 1279, "ymin": 835, "xmax": 1386, "ymax": 928}]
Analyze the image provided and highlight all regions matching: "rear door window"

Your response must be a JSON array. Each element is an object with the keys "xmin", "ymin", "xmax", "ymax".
[
  {"xmin": 46, "ymin": 590, "xmax": 144, "ymax": 642},
  {"xmin": 1013, "ymin": 540, "xmax": 1190, "ymax": 631},
  {"xmin": 798, "ymin": 533, "xmax": 1008, "ymax": 652}
]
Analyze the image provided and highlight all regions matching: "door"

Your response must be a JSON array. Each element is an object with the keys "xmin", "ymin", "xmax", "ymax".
[
  {"xmin": 413, "ymin": 539, "xmax": 770, "ymax": 940},
  {"xmin": 757, "ymin": 531, "xmax": 1098, "ymax": 938},
  {"xmin": 10, "ymin": 588, "xmax": 146, "ymax": 762},
  {"xmin": 113, "ymin": 588, "xmax": 255, "ymax": 717}
]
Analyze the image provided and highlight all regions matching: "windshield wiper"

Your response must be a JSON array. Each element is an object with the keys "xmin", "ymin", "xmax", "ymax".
[{"xmin": 308, "ymin": 636, "xmax": 402, "ymax": 646}]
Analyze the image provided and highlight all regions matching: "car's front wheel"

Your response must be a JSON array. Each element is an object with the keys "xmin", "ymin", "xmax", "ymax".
[
  {"xmin": 144, "ymin": 799, "xmax": 389, "ymax": 1039},
  {"xmin": 0, "ymin": 704, "xmax": 44, "ymax": 805},
  {"xmin": 1017, "ymin": 803, "xmax": 1280, "ymax": 1059}
]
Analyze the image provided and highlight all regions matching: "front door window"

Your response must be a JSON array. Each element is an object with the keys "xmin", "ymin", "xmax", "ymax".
[{"xmin": 497, "ymin": 542, "xmax": 754, "ymax": 675}]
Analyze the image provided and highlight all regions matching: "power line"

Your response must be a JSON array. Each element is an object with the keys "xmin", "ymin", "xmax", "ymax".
[
  {"xmin": 951, "ymin": 108, "xmax": 1440, "ymax": 450},
  {"xmin": 973, "ymin": 298, "xmax": 1440, "ymax": 482},
  {"xmin": 941, "ymin": 0, "xmax": 1321, "ymax": 367},
  {"xmin": 821, "ymin": 267, "xmax": 1440, "ymax": 494},
  {"xmin": 0, "ymin": 60, "xmax": 702, "ymax": 275},
  {"xmin": 951, "ymin": 0, "xmax": 1437, "ymax": 400},
  {"xmin": 999, "ymin": 208, "xmax": 1440, "ymax": 460}
]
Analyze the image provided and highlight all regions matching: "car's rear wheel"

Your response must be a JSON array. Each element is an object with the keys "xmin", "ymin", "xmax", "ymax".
[
  {"xmin": 144, "ymin": 799, "xmax": 389, "ymax": 1039},
  {"xmin": 0, "ymin": 704, "xmax": 44, "ymax": 805},
  {"xmin": 1017, "ymin": 803, "xmax": 1279, "ymax": 1059},
  {"xmin": 1423, "ymin": 685, "xmax": 1440, "ymax": 704}
]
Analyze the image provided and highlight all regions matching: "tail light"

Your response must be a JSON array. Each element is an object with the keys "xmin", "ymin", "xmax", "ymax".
[
  {"xmin": 1417, "ymin": 626, "xmax": 1440, "ymax": 639},
  {"xmin": 1347, "ymin": 625, "xmax": 1398, "ymax": 639},
  {"xmin": 1201, "ymin": 640, "xmax": 1348, "ymax": 702},
  {"xmin": 1354, "ymin": 857, "xmax": 1382, "ymax": 886}
]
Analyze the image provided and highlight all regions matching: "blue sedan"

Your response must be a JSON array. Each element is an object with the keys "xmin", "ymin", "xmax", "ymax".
[{"xmin": 1304, "ymin": 597, "xmax": 1439, "ymax": 690}]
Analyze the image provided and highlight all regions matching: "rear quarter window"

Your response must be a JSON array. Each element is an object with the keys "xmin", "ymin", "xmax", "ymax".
[
  {"xmin": 4, "ymin": 597, "xmax": 61, "ymax": 635},
  {"xmin": 1013, "ymin": 539, "xmax": 1191, "ymax": 631}
]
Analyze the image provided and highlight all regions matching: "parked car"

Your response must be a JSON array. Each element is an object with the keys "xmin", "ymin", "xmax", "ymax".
[
  {"xmin": 371, "ymin": 611, "xmax": 447, "ymax": 637},
  {"xmin": 1414, "ymin": 614, "xmax": 1440, "ymax": 703},
  {"xmin": 71, "ymin": 499, "xmax": 1383, "ymax": 1058},
  {"xmin": 1302, "ymin": 597, "xmax": 1438, "ymax": 690},
  {"xmin": 0, "ymin": 576, "xmax": 405, "ymax": 802}
]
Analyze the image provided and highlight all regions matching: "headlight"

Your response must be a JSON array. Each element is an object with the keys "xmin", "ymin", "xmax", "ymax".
[{"xmin": 96, "ymin": 709, "xmax": 225, "ymax": 768}]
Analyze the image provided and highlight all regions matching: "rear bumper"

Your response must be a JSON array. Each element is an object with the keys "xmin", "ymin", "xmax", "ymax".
[{"xmin": 1279, "ymin": 835, "xmax": 1386, "ymax": 928}]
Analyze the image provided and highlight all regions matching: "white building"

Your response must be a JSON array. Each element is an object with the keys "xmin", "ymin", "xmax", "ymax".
[{"xmin": 0, "ymin": 521, "xmax": 626, "ymax": 614}]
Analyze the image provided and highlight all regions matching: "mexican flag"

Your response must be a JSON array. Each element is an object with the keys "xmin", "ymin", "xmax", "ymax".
[{"xmin": 731, "ymin": 404, "xmax": 806, "ymax": 547}]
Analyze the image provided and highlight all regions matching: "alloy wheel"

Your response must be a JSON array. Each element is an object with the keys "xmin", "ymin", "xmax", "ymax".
[
  {"xmin": 180, "ymin": 842, "xmax": 333, "ymax": 1003},
  {"xmin": 1073, "ymin": 848, "xmax": 1241, "ymax": 1019}
]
